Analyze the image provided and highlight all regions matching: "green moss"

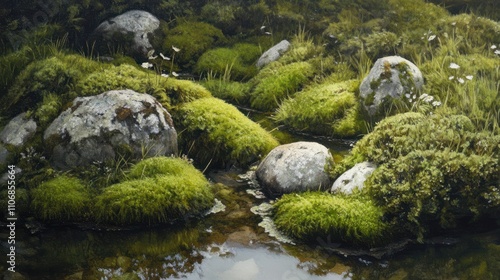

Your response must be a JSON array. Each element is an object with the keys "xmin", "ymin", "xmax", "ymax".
[
  {"xmin": 195, "ymin": 43, "xmax": 260, "ymax": 80},
  {"xmin": 273, "ymin": 192, "xmax": 390, "ymax": 247},
  {"xmin": 163, "ymin": 21, "xmax": 226, "ymax": 69},
  {"xmin": 31, "ymin": 175, "xmax": 91, "ymax": 221},
  {"xmin": 94, "ymin": 157, "xmax": 214, "ymax": 225},
  {"xmin": 275, "ymin": 79, "xmax": 366, "ymax": 137},
  {"xmin": 75, "ymin": 64, "xmax": 211, "ymax": 108},
  {"xmin": 202, "ymin": 79, "xmax": 251, "ymax": 104},
  {"xmin": 365, "ymin": 149, "xmax": 500, "ymax": 239},
  {"xmin": 35, "ymin": 93, "xmax": 62, "ymax": 127},
  {"xmin": 174, "ymin": 97, "xmax": 279, "ymax": 167},
  {"xmin": 250, "ymin": 61, "xmax": 315, "ymax": 111}
]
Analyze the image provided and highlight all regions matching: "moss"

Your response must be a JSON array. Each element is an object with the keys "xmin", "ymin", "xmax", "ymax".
[
  {"xmin": 31, "ymin": 175, "xmax": 91, "ymax": 221},
  {"xmin": 202, "ymin": 79, "xmax": 251, "ymax": 105},
  {"xmin": 250, "ymin": 61, "xmax": 315, "ymax": 111},
  {"xmin": 174, "ymin": 97, "xmax": 279, "ymax": 167},
  {"xmin": 332, "ymin": 112, "xmax": 494, "ymax": 177},
  {"xmin": 2, "ymin": 54, "xmax": 103, "ymax": 116},
  {"xmin": 34, "ymin": 92, "xmax": 62, "ymax": 128},
  {"xmin": 273, "ymin": 192, "xmax": 390, "ymax": 247},
  {"xmin": 163, "ymin": 21, "xmax": 226, "ymax": 69},
  {"xmin": 195, "ymin": 43, "xmax": 260, "ymax": 80},
  {"xmin": 94, "ymin": 157, "xmax": 214, "ymax": 225},
  {"xmin": 275, "ymin": 79, "xmax": 366, "ymax": 137},
  {"xmin": 75, "ymin": 64, "xmax": 211, "ymax": 108},
  {"xmin": 365, "ymin": 149, "xmax": 500, "ymax": 239}
]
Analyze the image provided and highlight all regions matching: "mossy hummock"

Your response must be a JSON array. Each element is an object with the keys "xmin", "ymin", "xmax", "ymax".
[
  {"xmin": 94, "ymin": 157, "xmax": 214, "ymax": 225},
  {"xmin": 250, "ymin": 61, "xmax": 315, "ymax": 111},
  {"xmin": 273, "ymin": 192, "xmax": 390, "ymax": 247},
  {"xmin": 31, "ymin": 175, "xmax": 91, "ymax": 221},
  {"xmin": 175, "ymin": 97, "xmax": 279, "ymax": 167},
  {"xmin": 276, "ymin": 79, "xmax": 366, "ymax": 137}
]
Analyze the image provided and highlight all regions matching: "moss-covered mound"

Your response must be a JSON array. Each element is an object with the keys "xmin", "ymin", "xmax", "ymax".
[
  {"xmin": 195, "ymin": 43, "xmax": 260, "ymax": 80},
  {"xmin": 365, "ymin": 149, "xmax": 500, "ymax": 239},
  {"xmin": 202, "ymin": 79, "xmax": 251, "ymax": 105},
  {"xmin": 31, "ymin": 176, "xmax": 91, "ymax": 221},
  {"xmin": 333, "ymin": 112, "xmax": 500, "ymax": 239},
  {"xmin": 174, "ymin": 97, "xmax": 279, "ymax": 167},
  {"xmin": 275, "ymin": 79, "xmax": 366, "ymax": 137},
  {"xmin": 250, "ymin": 61, "xmax": 315, "ymax": 111},
  {"xmin": 273, "ymin": 192, "xmax": 389, "ymax": 247},
  {"xmin": 94, "ymin": 157, "xmax": 214, "ymax": 225},
  {"xmin": 163, "ymin": 21, "xmax": 226, "ymax": 70},
  {"xmin": 75, "ymin": 63, "xmax": 212, "ymax": 108}
]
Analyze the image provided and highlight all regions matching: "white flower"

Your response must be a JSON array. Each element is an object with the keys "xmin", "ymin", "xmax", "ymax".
[
  {"xmin": 160, "ymin": 53, "xmax": 170, "ymax": 60},
  {"xmin": 451, "ymin": 22, "xmax": 456, "ymax": 26},
  {"xmin": 171, "ymin": 71, "xmax": 180, "ymax": 77},
  {"xmin": 413, "ymin": 95, "xmax": 417, "ymax": 99},
  {"xmin": 449, "ymin": 63, "xmax": 460, "ymax": 69},
  {"xmin": 432, "ymin": 101, "xmax": 442, "ymax": 107},
  {"xmin": 491, "ymin": 45, "xmax": 497, "ymax": 49},
  {"xmin": 495, "ymin": 50, "xmax": 500, "ymax": 55},
  {"xmin": 423, "ymin": 95, "xmax": 434, "ymax": 103},
  {"xmin": 161, "ymin": 73, "xmax": 169, "ymax": 78},
  {"xmin": 428, "ymin": 35, "xmax": 436, "ymax": 41},
  {"xmin": 458, "ymin": 77, "xmax": 465, "ymax": 84},
  {"xmin": 141, "ymin": 62, "xmax": 153, "ymax": 69},
  {"xmin": 405, "ymin": 93, "xmax": 411, "ymax": 99},
  {"xmin": 419, "ymin": 93, "xmax": 429, "ymax": 99},
  {"xmin": 465, "ymin": 75, "xmax": 473, "ymax": 80},
  {"xmin": 172, "ymin": 46, "xmax": 181, "ymax": 52},
  {"xmin": 260, "ymin": 25, "xmax": 266, "ymax": 30},
  {"xmin": 449, "ymin": 76, "xmax": 455, "ymax": 80},
  {"xmin": 148, "ymin": 55, "xmax": 158, "ymax": 60},
  {"xmin": 265, "ymin": 31, "xmax": 272, "ymax": 35}
]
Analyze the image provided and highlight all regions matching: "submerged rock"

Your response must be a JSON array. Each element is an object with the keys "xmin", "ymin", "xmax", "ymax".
[
  {"xmin": 331, "ymin": 162, "xmax": 377, "ymax": 194},
  {"xmin": 256, "ymin": 40, "xmax": 291, "ymax": 68},
  {"xmin": 359, "ymin": 56, "xmax": 423, "ymax": 119},
  {"xmin": 255, "ymin": 141, "xmax": 332, "ymax": 197},
  {"xmin": 91, "ymin": 10, "xmax": 160, "ymax": 58},
  {"xmin": 44, "ymin": 89, "xmax": 177, "ymax": 170}
]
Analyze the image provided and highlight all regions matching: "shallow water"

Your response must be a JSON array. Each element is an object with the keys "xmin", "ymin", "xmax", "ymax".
[{"xmin": 4, "ymin": 166, "xmax": 500, "ymax": 279}]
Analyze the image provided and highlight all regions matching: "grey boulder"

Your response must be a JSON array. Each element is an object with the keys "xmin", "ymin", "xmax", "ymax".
[
  {"xmin": 331, "ymin": 162, "xmax": 377, "ymax": 194},
  {"xmin": 256, "ymin": 141, "xmax": 332, "ymax": 197},
  {"xmin": 359, "ymin": 56, "xmax": 423, "ymax": 119},
  {"xmin": 0, "ymin": 113, "xmax": 37, "ymax": 165},
  {"xmin": 92, "ymin": 10, "xmax": 160, "ymax": 58},
  {"xmin": 256, "ymin": 40, "xmax": 291, "ymax": 68},
  {"xmin": 44, "ymin": 89, "xmax": 177, "ymax": 170}
]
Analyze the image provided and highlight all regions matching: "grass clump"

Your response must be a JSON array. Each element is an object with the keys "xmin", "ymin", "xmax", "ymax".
[
  {"xmin": 250, "ymin": 61, "xmax": 315, "ymax": 111},
  {"xmin": 31, "ymin": 175, "xmax": 91, "ymax": 221},
  {"xmin": 174, "ymin": 97, "xmax": 279, "ymax": 167},
  {"xmin": 275, "ymin": 79, "xmax": 366, "ymax": 137},
  {"xmin": 202, "ymin": 79, "xmax": 251, "ymax": 105},
  {"xmin": 273, "ymin": 192, "xmax": 390, "ymax": 247},
  {"xmin": 94, "ymin": 157, "xmax": 214, "ymax": 225}
]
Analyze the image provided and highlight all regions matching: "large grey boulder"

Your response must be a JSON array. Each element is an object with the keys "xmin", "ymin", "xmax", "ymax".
[
  {"xmin": 256, "ymin": 40, "xmax": 291, "ymax": 68},
  {"xmin": 0, "ymin": 113, "xmax": 37, "ymax": 165},
  {"xmin": 359, "ymin": 56, "xmax": 423, "ymax": 119},
  {"xmin": 44, "ymin": 89, "xmax": 177, "ymax": 170},
  {"xmin": 255, "ymin": 141, "xmax": 332, "ymax": 197},
  {"xmin": 92, "ymin": 10, "xmax": 160, "ymax": 58},
  {"xmin": 331, "ymin": 162, "xmax": 377, "ymax": 194}
]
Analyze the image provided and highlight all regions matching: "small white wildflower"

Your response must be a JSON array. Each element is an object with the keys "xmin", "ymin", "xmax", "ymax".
[
  {"xmin": 421, "ymin": 36, "xmax": 425, "ymax": 40},
  {"xmin": 432, "ymin": 101, "xmax": 442, "ymax": 107},
  {"xmin": 413, "ymin": 94, "xmax": 417, "ymax": 99},
  {"xmin": 465, "ymin": 75, "xmax": 473, "ymax": 80},
  {"xmin": 495, "ymin": 50, "xmax": 500, "ymax": 55},
  {"xmin": 141, "ymin": 62, "xmax": 153, "ymax": 69},
  {"xmin": 458, "ymin": 77, "xmax": 465, "ymax": 84},
  {"xmin": 260, "ymin": 25, "xmax": 266, "ymax": 30},
  {"xmin": 172, "ymin": 45, "xmax": 181, "ymax": 52},
  {"xmin": 161, "ymin": 73, "xmax": 169, "ymax": 78},
  {"xmin": 423, "ymin": 95, "xmax": 434, "ymax": 103},
  {"xmin": 428, "ymin": 35, "xmax": 436, "ymax": 41},
  {"xmin": 491, "ymin": 45, "xmax": 497, "ymax": 49},
  {"xmin": 449, "ymin": 63, "xmax": 460, "ymax": 69},
  {"xmin": 171, "ymin": 71, "xmax": 180, "ymax": 77},
  {"xmin": 449, "ymin": 76, "xmax": 455, "ymax": 80},
  {"xmin": 265, "ymin": 31, "xmax": 272, "ymax": 35},
  {"xmin": 451, "ymin": 22, "xmax": 456, "ymax": 26},
  {"xmin": 405, "ymin": 93, "xmax": 411, "ymax": 99},
  {"xmin": 160, "ymin": 53, "xmax": 170, "ymax": 60},
  {"xmin": 419, "ymin": 93, "xmax": 429, "ymax": 100}
]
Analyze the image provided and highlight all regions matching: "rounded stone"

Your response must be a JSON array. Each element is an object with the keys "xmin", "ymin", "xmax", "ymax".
[
  {"xmin": 331, "ymin": 161, "xmax": 377, "ymax": 194},
  {"xmin": 255, "ymin": 141, "xmax": 332, "ymax": 197}
]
